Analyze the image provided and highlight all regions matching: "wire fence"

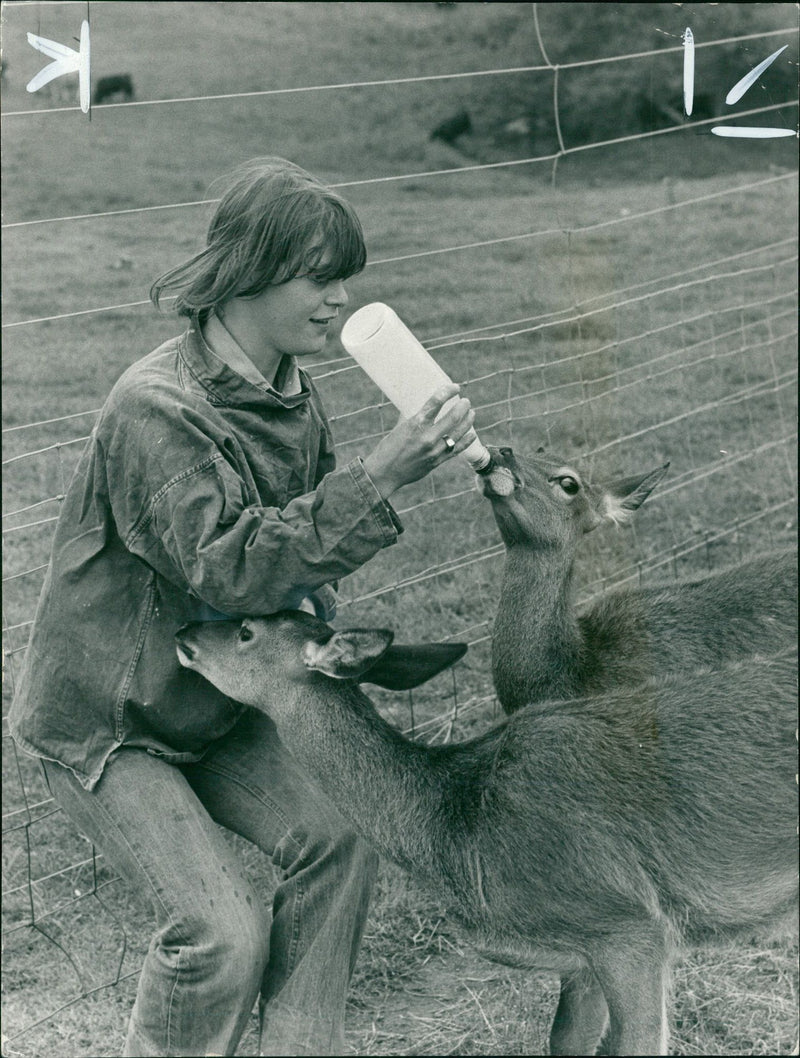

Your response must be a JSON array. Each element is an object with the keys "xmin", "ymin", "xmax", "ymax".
[{"xmin": 2, "ymin": 2, "xmax": 798, "ymax": 1052}]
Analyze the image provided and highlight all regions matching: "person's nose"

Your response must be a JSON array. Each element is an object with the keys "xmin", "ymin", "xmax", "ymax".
[{"xmin": 325, "ymin": 280, "xmax": 348, "ymax": 307}]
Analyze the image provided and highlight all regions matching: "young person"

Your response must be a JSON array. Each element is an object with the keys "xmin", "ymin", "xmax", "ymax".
[{"xmin": 9, "ymin": 157, "xmax": 476, "ymax": 1057}]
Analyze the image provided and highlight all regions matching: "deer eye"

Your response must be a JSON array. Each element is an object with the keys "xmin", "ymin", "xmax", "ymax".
[
  {"xmin": 557, "ymin": 475, "xmax": 580, "ymax": 496},
  {"xmin": 239, "ymin": 624, "xmax": 254, "ymax": 643}
]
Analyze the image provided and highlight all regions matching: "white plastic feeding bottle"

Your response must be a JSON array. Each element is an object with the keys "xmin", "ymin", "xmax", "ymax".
[{"xmin": 340, "ymin": 302, "xmax": 493, "ymax": 473}]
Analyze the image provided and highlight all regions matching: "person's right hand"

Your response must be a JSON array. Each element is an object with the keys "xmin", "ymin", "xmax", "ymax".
[{"xmin": 362, "ymin": 384, "xmax": 477, "ymax": 498}]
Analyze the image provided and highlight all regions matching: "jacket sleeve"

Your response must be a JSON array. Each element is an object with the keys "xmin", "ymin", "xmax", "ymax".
[
  {"xmin": 106, "ymin": 391, "xmax": 402, "ymax": 617},
  {"xmin": 307, "ymin": 403, "xmax": 339, "ymax": 620}
]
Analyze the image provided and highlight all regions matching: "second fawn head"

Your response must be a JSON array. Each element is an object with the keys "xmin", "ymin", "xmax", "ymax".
[{"xmin": 480, "ymin": 446, "xmax": 670, "ymax": 549}]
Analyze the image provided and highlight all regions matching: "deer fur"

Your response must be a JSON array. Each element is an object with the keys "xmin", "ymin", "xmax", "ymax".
[
  {"xmin": 481, "ymin": 447, "xmax": 798, "ymax": 713},
  {"xmin": 176, "ymin": 614, "xmax": 798, "ymax": 1056},
  {"xmin": 481, "ymin": 446, "xmax": 798, "ymax": 1045}
]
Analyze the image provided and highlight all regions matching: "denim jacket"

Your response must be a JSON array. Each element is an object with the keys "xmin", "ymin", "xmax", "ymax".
[{"xmin": 9, "ymin": 322, "xmax": 403, "ymax": 789}]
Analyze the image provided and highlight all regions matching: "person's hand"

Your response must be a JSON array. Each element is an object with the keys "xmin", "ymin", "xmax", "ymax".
[{"xmin": 362, "ymin": 384, "xmax": 477, "ymax": 498}]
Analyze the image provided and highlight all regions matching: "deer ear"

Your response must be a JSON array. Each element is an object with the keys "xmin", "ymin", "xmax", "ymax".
[
  {"xmin": 360, "ymin": 643, "xmax": 468, "ymax": 690},
  {"xmin": 303, "ymin": 630, "xmax": 394, "ymax": 680},
  {"xmin": 601, "ymin": 463, "xmax": 669, "ymax": 525}
]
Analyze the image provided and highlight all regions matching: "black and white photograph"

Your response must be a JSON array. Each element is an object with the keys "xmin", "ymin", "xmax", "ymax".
[{"xmin": 2, "ymin": 3, "xmax": 798, "ymax": 1055}]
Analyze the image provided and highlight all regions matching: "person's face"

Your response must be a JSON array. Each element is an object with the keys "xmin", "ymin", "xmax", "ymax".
[{"xmin": 243, "ymin": 265, "xmax": 349, "ymax": 362}]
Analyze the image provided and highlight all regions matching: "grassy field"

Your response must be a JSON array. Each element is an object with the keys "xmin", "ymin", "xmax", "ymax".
[{"xmin": 2, "ymin": 3, "xmax": 798, "ymax": 1055}]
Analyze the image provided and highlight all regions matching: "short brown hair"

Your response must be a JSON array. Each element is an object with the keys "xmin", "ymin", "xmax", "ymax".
[{"xmin": 150, "ymin": 157, "xmax": 367, "ymax": 319}]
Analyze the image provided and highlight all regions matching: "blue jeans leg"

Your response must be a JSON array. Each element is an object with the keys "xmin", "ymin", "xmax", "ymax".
[
  {"xmin": 42, "ymin": 707, "xmax": 378, "ymax": 1057},
  {"xmin": 184, "ymin": 709, "xmax": 379, "ymax": 1056}
]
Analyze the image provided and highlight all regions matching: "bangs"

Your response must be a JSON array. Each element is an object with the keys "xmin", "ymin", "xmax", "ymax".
[
  {"xmin": 151, "ymin": 158, "xmax": 367, "ymax": 316},
  {"xmin": 273, "ymin": 198, "xmax": 367, "ymax": 286}
]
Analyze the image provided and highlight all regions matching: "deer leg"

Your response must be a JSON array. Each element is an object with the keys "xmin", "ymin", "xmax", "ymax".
[
  {"xmin": 548, "ymin": 966, "xmax": 609, "ymax": 1056},
  {"xmin": 588, "ymin": 933, "xmax": 671, "ymax": 1057}
]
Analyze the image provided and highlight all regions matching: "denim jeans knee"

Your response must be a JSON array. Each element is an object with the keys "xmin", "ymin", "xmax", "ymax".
[
  {"xmin": 127, "ymin": 891, "xmax": 270, "ymax": 1056},
  {"xmin": 43, "ymin": 752, "xmax": 273, "ymax": 1057},
  {"xmin": 161, "ymin": 892, "xmax": 271, "ymax": 998},
  {"xmin": 42, "ymin": 719, "xmax": 379, "ymax": 1057}
]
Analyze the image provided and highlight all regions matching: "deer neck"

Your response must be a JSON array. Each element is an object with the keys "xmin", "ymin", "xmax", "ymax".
[
  {"xmin": 492, "ymin": 543, "xmax": 583, "ymax": 710},
  {"xmin": 272, "ymin": 677, "xmax": 463, "ymax": 886}
]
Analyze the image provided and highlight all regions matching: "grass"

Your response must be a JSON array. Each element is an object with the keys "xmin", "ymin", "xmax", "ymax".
[{"xmin": 2, "ymin": 2, "xmax": 798, "ymax": 1055}]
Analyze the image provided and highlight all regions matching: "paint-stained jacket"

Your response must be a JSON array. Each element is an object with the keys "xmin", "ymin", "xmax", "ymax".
[{"xmin": 9, "ymin": 323, "xmax": 403, "ymax": 790}]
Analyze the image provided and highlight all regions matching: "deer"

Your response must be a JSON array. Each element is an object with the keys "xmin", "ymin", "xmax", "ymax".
[
  {"xmin": 176, "ymin": 613, "xmax": 798, "ymax": 1056},
  {"xmin": 480, "ymin": 445, "xmax": 798, "ymax": 1041},
  {"xmin": 480, "ymin": 446, "xmax": 798, "ymax": 714}
]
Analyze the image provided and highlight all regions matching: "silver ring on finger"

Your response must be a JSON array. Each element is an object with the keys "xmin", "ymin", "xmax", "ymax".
[{"xmin": 443, "ymin": 436, "xmax": 456, "ymax": 452}]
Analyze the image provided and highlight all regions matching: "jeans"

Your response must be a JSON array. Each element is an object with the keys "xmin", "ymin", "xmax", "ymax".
[{"xmin": 42, "ymin": 708, "xmax": 379, "ymax": 1057}]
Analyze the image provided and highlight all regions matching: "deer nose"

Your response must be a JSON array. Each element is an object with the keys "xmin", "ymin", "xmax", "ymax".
[{"xmin": 174, "ymin": 626, "xmax": 196, "ymax": 658}]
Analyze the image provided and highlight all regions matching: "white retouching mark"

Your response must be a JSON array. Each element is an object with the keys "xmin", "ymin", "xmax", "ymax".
[
  {"xmin": 682, "ymin": 28, "xmax": 695, "ymax": 116},
  {"xmin": 26, "ymin": 19, "xmax": 91, "ymax": 114},
  {"xmin": 711, "ymin": 126, "xmax": 796, "ymax": 139},
  {"xmin": 725, "ymin": 46, "xmax": 788, "ymax": 106}
]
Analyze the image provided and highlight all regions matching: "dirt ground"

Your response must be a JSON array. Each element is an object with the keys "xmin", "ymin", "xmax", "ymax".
[{"xmin": 348, "ymin": 946, "xmax": 559, "ymax": 1055}]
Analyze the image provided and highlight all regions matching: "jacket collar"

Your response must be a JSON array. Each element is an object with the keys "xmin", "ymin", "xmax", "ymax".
[{"xmin": 181, "ymin": 319, "xmax": 312, "ymax": 410}]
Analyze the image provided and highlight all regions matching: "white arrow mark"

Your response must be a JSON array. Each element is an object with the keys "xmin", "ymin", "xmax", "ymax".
[
  {"xmin": 26, "ymin": 19, "xmax": 91, "ymax": 114},
  {"xmin": 682, "ymin": 28, "xmax": 695, "ymax": 117},
  {"xmin": 725, "ymin": 46, "xmax": 788, "ymax": 106},
  {"xmin": 711, "ymin": 126, "xmax": 796, "ymax": 139}
]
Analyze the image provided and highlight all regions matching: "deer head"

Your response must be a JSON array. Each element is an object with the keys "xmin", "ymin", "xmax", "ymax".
[{"xmin": 480, "ymin": 446, "xmax": 669, "ymax": 549}]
